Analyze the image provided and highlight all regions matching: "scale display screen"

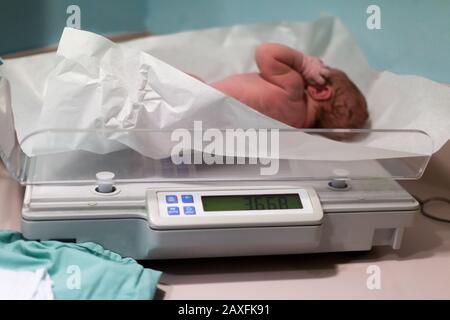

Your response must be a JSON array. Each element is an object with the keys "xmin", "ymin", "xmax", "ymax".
[{"xmin": 201, "ymin": 194, "xmax": 302, "ymax": 211}]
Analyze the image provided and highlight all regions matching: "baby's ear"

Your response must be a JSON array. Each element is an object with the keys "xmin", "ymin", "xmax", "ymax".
[{"xmin": 307, "ymin": 85, "xmax": 332, "ymax": 101}]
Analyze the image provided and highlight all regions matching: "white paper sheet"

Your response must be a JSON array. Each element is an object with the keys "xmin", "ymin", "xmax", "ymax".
[
  {"xmin": 0, "ymin": 16, "xmax": 448, "ymax": 161},
  {"xmin": 0, "ymin": 78, "xmax": 16, "ymax": 159},
  {"xmin": 0, "ymin": 268, "xmax": 54, "ymax": 300}
]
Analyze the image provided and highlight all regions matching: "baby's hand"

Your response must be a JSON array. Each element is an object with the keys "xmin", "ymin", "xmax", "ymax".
[{"xmin": 300, "ymin": 55, "xmax": 330, "ymax": 85}]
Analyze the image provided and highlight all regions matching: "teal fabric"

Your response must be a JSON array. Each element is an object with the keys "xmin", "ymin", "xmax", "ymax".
[{"xmin": 0, "ymin": 231, "xmax": 161, "ymax": 300}]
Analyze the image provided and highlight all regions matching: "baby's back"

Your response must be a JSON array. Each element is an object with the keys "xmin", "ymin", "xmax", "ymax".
[{"xmin": 211, "ymin": 72, "xmax": 307, "ymax": 127}]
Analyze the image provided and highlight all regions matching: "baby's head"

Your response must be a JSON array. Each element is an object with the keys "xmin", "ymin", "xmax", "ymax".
[{"xmin": 305, "ymin": 68, "xmax": 368, "ymax": 129}]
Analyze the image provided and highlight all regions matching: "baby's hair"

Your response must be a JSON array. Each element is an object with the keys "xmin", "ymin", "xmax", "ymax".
[{"xmin": 315, "ymin": 70, "xmax": 368, "ymax": 129}]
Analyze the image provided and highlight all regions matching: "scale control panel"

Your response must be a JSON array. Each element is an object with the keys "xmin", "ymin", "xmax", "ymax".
[
  {"xmin": 147, "ymin": 187, "xmax": 323, "ymax": 230},
  {"xmin": 160, "ymin": 194, "xmax": 197, "ymax": 216}
]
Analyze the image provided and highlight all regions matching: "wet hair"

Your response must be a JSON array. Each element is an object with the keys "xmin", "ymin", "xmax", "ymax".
[{"xmin": 315, "ymin": 70, "xmax": 368, "ymax": 129}]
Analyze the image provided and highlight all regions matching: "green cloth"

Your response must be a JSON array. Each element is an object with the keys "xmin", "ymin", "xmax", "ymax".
[{"xmin": 0, "ymin": 231, "xmax": 161, "ymax": 299}]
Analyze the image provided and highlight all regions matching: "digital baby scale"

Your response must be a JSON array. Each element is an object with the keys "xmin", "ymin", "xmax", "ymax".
[{"xmin": 0, "ymin": 128, "xmax": 433, "ymax": 260}]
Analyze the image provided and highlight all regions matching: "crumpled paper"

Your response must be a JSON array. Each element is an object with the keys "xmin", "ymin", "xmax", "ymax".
[
  {"xmin": 0, "ymin": 16, "xmax": 448, "ymax": 161},
  {"xmin": 0, "ymin": 77, "xmax": 15, "ymax": 159}
]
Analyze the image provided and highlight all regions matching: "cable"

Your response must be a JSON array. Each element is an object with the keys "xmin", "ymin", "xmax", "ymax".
[{"xmin": 413, "ymin": 195, "xmax": 450, "ymax": 223}]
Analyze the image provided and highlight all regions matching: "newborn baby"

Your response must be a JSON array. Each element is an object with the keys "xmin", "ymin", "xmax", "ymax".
[{"xmin": 210, "ymin": 43, "xmax": 368, "ymax": 128}]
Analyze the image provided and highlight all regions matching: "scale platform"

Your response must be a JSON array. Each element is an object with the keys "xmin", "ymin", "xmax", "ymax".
[{"xmin": 0, "ymin": 128, "xmax": 432, "ymax": 259}]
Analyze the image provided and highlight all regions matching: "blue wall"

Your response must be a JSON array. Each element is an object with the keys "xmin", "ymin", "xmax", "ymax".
[
  {"xmin": 1, "ymin": 0, "xmax": 449, "ymax": 83},
  {"xmin": 0, "ymin": 0, "xmax": 148, "ymax": 54},
  {"xmin": 145, "ymin": 0, "xmax": 450, "ymax": 83}
]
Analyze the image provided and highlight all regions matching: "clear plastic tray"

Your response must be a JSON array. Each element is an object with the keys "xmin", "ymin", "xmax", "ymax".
[{"xmin": 0, "ymin": 127, "xmax": 433, "ymax": 185}]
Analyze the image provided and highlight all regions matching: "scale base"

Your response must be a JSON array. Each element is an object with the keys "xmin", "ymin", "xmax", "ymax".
[{"xmin": 21, "ymin": 179, "xmax": 418, "ymax": 260}]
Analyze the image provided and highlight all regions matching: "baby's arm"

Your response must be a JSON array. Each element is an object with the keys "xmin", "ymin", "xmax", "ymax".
[{"xmin": 255, "ymin": 43, "xmax": 329, "ymax": 87}]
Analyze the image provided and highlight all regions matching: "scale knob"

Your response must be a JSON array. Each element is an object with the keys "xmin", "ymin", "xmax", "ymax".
[
  {"xmin": 329, "ymin": 168, "xmax": 349, "ymax": 189},
  {"xmin": 96, "ymin": 171, "xmax": 115, "ymax": 193}
]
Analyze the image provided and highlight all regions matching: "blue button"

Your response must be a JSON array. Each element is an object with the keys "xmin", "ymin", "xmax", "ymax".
[
  {"xmin": 167, "ymin": 206, "xmax": 180, "ymax": 215},
  {"xmin": 183, "ymin": 206, "xmax": 196, "ymax": 215},
  {"xmin": 165, "ymin": 195, "xmax": 178, "ymax": 204},
  {"xmin": 181, "ymin": 195, "xmax": 194, "ymax": 203}
]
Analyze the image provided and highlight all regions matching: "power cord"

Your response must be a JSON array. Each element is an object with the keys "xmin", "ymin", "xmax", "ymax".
[{"xmin": 413, "ymin": 195, "xmax": 450, "ymax": 223}]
